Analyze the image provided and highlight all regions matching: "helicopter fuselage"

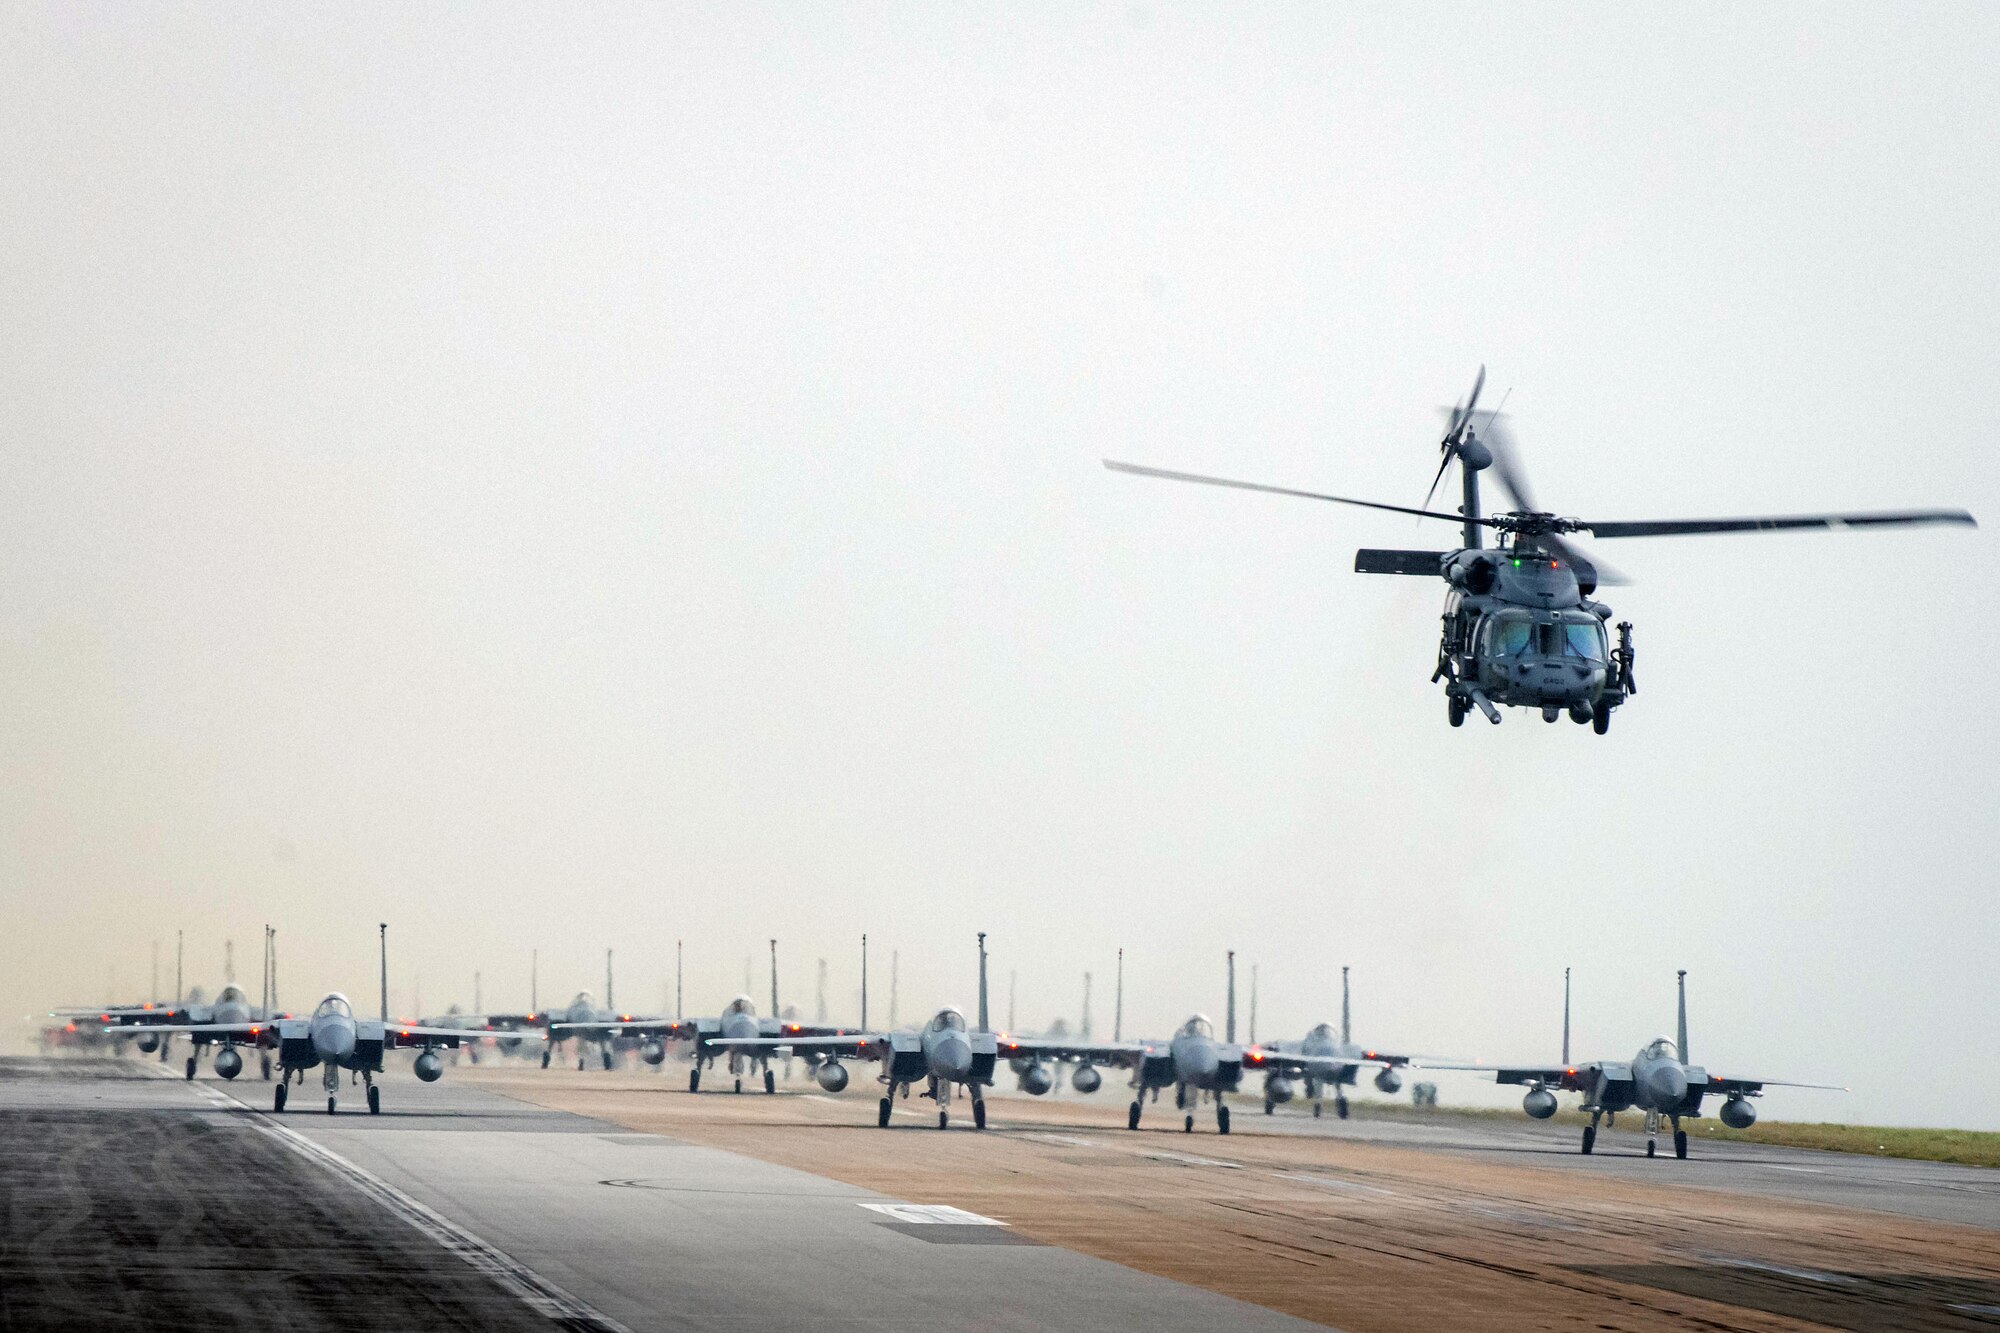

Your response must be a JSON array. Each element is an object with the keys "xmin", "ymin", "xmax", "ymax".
[{"xmin": 1432, "ymin": 544, "xmax": 1634, "ymax": 727}]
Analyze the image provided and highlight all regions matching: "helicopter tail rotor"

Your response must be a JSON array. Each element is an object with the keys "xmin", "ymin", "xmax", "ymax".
[{"xmin": 1422, "ymin": 366, "xmax": 1489, "ymax": 513}]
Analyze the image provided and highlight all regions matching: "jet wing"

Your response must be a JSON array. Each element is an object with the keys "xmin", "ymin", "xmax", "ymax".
[
  {"xmin": 549, "ymin": 1018, "xmax": 684, "ymax": 1037},
  {"xmin": 99, "ymin": 1021, "xmax": 272, "ymax": 1040},
  {"xmin": 711, "ymin": 1033, "xmax": 883, "ymax": 1058},
  {"xmin": 1421, "ymin": 1061, "xmax": 1617, "ymax": 1093},
  {"xmin": 1706, "ymin": 1074, "xmax": 1847, "ymax": 1095},
  {"xmin": 1244, "ymin": 1047, "xmax": 1409, "ymax": 1077},
  {"xmin": 367, "ymin": 1022, "xmax": 492, "ymax": 1048},
  {"xmin": 995, "ymin": 1037, "xmax": 1149, "ymax": 1067}
]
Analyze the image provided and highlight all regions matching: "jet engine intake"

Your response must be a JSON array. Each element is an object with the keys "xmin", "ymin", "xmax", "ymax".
[
  {"xmin": 1374, "ymin": 1067, "xmax": 1403, "ymax": 1095},
  {"xmin": 1719, "ymin": 1096, "xmax": 1757, "ymax": 1130},
  {"xmin": 413, "ymin": 1050, "xmax": 445, "ymax": 1082},
  {"xmin": 1522, "ymin": 1087, "xmax": 1559, "ymax": 1119},
  {"xmin": 213, "ymin": 1047, "xmax": 243, "ymax": 1080},
  {"xmin": 815, "ymin": 1061, "xmax": 850, "ymax": 1093},
  {"xmin": 1018, "ymin": 1062, "xmax": 1054, "ymax": 1096},
  {"xmin": 1071, "ymin": 1063, "xmax": 1102, "ymax": 1094}
]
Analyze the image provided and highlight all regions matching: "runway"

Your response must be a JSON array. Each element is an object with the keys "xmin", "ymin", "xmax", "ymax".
[{"xmin": 0, "ymin": 1058, "xmax": 1317, "ymax": 1332}]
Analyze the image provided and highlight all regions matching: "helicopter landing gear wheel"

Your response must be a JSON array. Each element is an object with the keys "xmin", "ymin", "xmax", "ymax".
[
  {"xmin": 1448, "ymin": 696, "xmax": 1467, "ymax": 727},
  {"xmin": 1570, "ymin": 705, "xmax": 1593, "ymax": 725},
  {"xmin": 1593, "ymin": 708, "xmax": 1612, "ymax": 735}
]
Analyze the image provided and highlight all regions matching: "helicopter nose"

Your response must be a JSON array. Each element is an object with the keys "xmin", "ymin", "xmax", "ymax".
[
  {"xmin": 932, "ymin": 1034, "xmax": 972, "ymax": 1079},
  {"xmin": 1644, "ymin": 1063, "xmax": 1689, "ymax": 1107}
]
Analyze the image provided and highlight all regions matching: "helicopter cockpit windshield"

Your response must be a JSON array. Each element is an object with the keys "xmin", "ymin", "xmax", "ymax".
[{"xmin": 1484, "ymin": 612, "xmax": 1606, "ymax": 661}]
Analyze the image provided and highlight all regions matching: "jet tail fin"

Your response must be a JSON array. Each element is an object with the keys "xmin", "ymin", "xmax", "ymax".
[
  {"xmin": 1341, "ymin": 966, "xmax": 1351, "ymax": 1047},
  {"xmin": 1676, "ymin": 970, "xmax": 1689, "ymax": 1065},
  {"xmin": 1562, "ymin": 967, "xmax": 1571, "ymax": 1065}
]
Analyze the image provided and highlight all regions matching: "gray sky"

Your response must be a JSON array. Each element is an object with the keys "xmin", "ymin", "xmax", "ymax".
[{"xmin": 2, "ymin": 5, "xmax": 1994, "ymax": 1128}]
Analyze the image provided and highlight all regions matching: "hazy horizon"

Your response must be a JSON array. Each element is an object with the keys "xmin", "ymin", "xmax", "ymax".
[{"xmin": 3, "ymin": 5, "xmax": 1995, "ymax": 1130}]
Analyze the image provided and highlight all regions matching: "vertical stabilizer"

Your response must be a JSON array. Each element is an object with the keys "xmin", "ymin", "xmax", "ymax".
[
  {"xmin": 1007, "ymin": 969, "xmax": 1017, "ymax": 1030},
  {"xmin": 1248, "ymin": 964, "xmax": 1258, "ymax": 1045},
  {"xmin": 1081, "ymin": 972, "xmax": 1093, "ymax": 1040},
  {"xmin": 1225, "ymin": 950, "xmax": 1237, "ymax": 1044},
  {"xmin": 1562, "ymin": 967, "xmax": 1571, "ymax": 1065},
  {"xmin": 674, "ymin": 940, "xmax": 683, "ymax": 1021},
  {"xmin": 1114, "ymin": 948, "xmax": 1124, "ymax": 1043},
  {"xmin": 606, "ymin": 949, "xmax": 614, "ymax": 1012},
  {"xmin": 378, "ymin": 924, "xmax": 388, "ymax": 1023},
  {"xmin": 176, "ymin": 930, "xmax": 184, "ymax": 1004},
  {"xmin": 769, "ymin": 940, "xmax": 779, "ymax": 1016},
  {"xmin": 815, "ymin": 958, "xmax": 828, "ymax": 1024},
  {"xmin": 976, "ymin": 932, "xmax": 989, "ymax": 1032},
  {"xmin": 268, "ymin": 929, "xmax": 278, "ymax": 1012},
  {"xmin": 225, "ymin": 939, "xmax": 235, "ymax": 985},
  {"xmin": 1676, "ymin": 969, "xmax": 1689, "ymax": 1065},
  {"xmin": 859, "ymin": 935, "xmax": 868, "ymax": 1031},
  {"xmin": 1341, "ymin": 966, "xmax": 1351, "ymax": 1046},
  {"xmin": 531, "ymin": 949, "xmax": 538, "ymax": 1015}
]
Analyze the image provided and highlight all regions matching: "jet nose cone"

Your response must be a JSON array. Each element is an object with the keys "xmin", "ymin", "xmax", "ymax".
[
  {"xmin": 933, "ymin": 1034, "xmax": 972, "ymax": 1078},
  {"xmin": 1645, "ymin": 1063, "xmax": 1689, "ymax": 1106},
  {"xmin": 1182, "ymin": 1043, "xmax": 1220, "ymax": 1082},
  {"xmin": 314, "ymin": 1018, "xmax": 355, "ymax": 1060}
]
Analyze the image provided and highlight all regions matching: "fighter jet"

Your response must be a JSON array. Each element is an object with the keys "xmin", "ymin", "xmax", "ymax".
[
  {"xmin": 1001, "ymin": 953, "xmax": 1251, "ymax": 1134},
  {"xmin": 717, "ymin": 1005, "xmax": 1001, "ymax": 1128},
  {"xmin": 1242, "ymin": 967, "xmax": 1416, "ymax": 1119},
  {"xmin": 486, "ymin": 951, "xmax": 665, "ymax": 1070},
  {"xmin": 60, "ymin": 984, "xmax": 281, "ymax": 1080},
  {"xmin": 1428, "ymin": 970, "xmax": 1844, "ymax": 1159}
]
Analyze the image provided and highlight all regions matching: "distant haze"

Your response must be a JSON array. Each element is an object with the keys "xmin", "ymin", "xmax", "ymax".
[{"xmin": 1, "ymin": 6, "xmax": 1994, "ymax": 1127}]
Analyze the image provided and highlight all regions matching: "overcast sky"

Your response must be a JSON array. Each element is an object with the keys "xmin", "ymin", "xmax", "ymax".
[{"xmin": 2, "ymin": 5, "xmax": 1994, "ymax": 1128}]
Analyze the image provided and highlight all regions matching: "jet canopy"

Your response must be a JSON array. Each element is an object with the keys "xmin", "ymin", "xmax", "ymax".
[
  {"xmin": 1180, "ymin": 1015, "xmax": 1215, "ymax": 1039},
  {"xmin": 928, "ymin": 1008, "xmax": 967, "ymax": 1033},
  {"xmin": 1644, "ymin": 1036, "xmax": 1681, "ymax": 1061},
  {"xmin": 723, "ymin": 995, "xmax": 757, "ymax": 1017},
  {"xmin": 314, "ymin": 993, "xmax": 353, "ymax": 1019}
]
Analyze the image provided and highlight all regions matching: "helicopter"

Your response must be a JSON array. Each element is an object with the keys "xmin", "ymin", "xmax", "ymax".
[{"xmin": 1106, "ymin": 369, "xmax": 1976, "ymax": 731}]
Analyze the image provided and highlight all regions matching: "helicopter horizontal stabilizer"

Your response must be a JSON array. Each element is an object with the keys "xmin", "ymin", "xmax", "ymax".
[{"xmin": 1355, "ymin": 549, "xmax": 1449, "ymax": 576}]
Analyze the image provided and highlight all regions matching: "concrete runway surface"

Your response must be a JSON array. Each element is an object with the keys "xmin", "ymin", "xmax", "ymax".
[{"xmin": 0, "ymin": 1058, "xmax": 1317, "ymax": 1332}]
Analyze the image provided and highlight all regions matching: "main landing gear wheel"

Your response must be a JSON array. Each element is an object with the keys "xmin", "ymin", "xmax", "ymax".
[
  {"xmin": 689, "ymin": 1069, "xmax": 701, "ymax": 1093},
  {"xmin": 185, "ymin": 1056, "xmax": 197, "ymax": 1081},
  {"xmin": 1675, "ymin": 1130, "xmax": 1689, "ymax": 1159},
  {"xmin": 1593, "ymin": 708, "xmax": 1612, "ymax": 735},
  {"xmin": 878, "ymin": 1097, "xmax": 893, "ymax": 1128},
  {"xmin": 733, "ymin": 1078, "xmax": 743, "ymax": 1094},
  {"xmin": 1127, "ymin": 1102, "xmax": 1142, "ymax": 1131},
  {"xmin": 1336, "ymin": 1096, "xmax": 1350, "ymax": 1121},
  {"xmin": 261, "ymin": 1054, "xmax": 272, "ymax": 1080},
  {"xmin": 577, "ymin": 1057, "xmax": 586, "ymax": 1071},
  {"xmin": 327, "ymin": 1096, "xmax": 338, "ymax": 1115},
  {"xmin": 1581, "ymin": 1126, "xmax": 1596, "ymax": 1154},
  {"xmin": 602, "ymin": 1050, "xmax": 614, "ymax": 1071},
  {"xmin": 368, "ymin": 1086, "xmax": 381, "ymax": 1115},
  {"xmin": 938, "ymin": 1110, "xmax": 949, "ymax": 1131},
  {"xmin": 541, "ymin": 1049, "xmax": 552, "ymax": 1069},
  {"xmin": 764, "ymin": 1070, "xmax": 776, "ymax": 1095},
  {"xmin": 1217, "ymin": 1106, "xmax": 1231, "ymax": 1135},
  {"xmin": 1448, "ymin": 696, "xmax": 1467, "ymax": 727},
  {"xmin": 1183, "ymin": 1114, "xmax": 1194, "ymax": 1134},
  {"xmin": 274, "ymin": 1084, "xmax": 287, "ymax": 1112},
  {"xmin": 1313, "ymin": 1102, "xmax": 1322, "ymax": 1119},
  {"xmin": 973, "ymin": 1100, "xmax": 987, "ymax": 1130}
]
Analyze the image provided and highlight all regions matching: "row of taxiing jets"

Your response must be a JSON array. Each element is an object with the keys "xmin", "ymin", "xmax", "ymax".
[{"xmin": 68, "ymin": 933, "xmax": 1841, "ymax": 1156}]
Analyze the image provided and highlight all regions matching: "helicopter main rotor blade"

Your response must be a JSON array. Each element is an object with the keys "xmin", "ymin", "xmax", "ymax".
[
  {"xmin": 1104, "ymin": 460, "xmax": 1487, "ymax": 527},
  {"xmin": 1545, "ymin": 533, "xmax": 1629, "ymax": 587},
  {"xmin": 1479, "ymin": 413, "xmax": 1538, "ymax": 514},
  {"xmin": 1581, "ymin": 509, "xmax": 1976, "ymax": 538}
]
